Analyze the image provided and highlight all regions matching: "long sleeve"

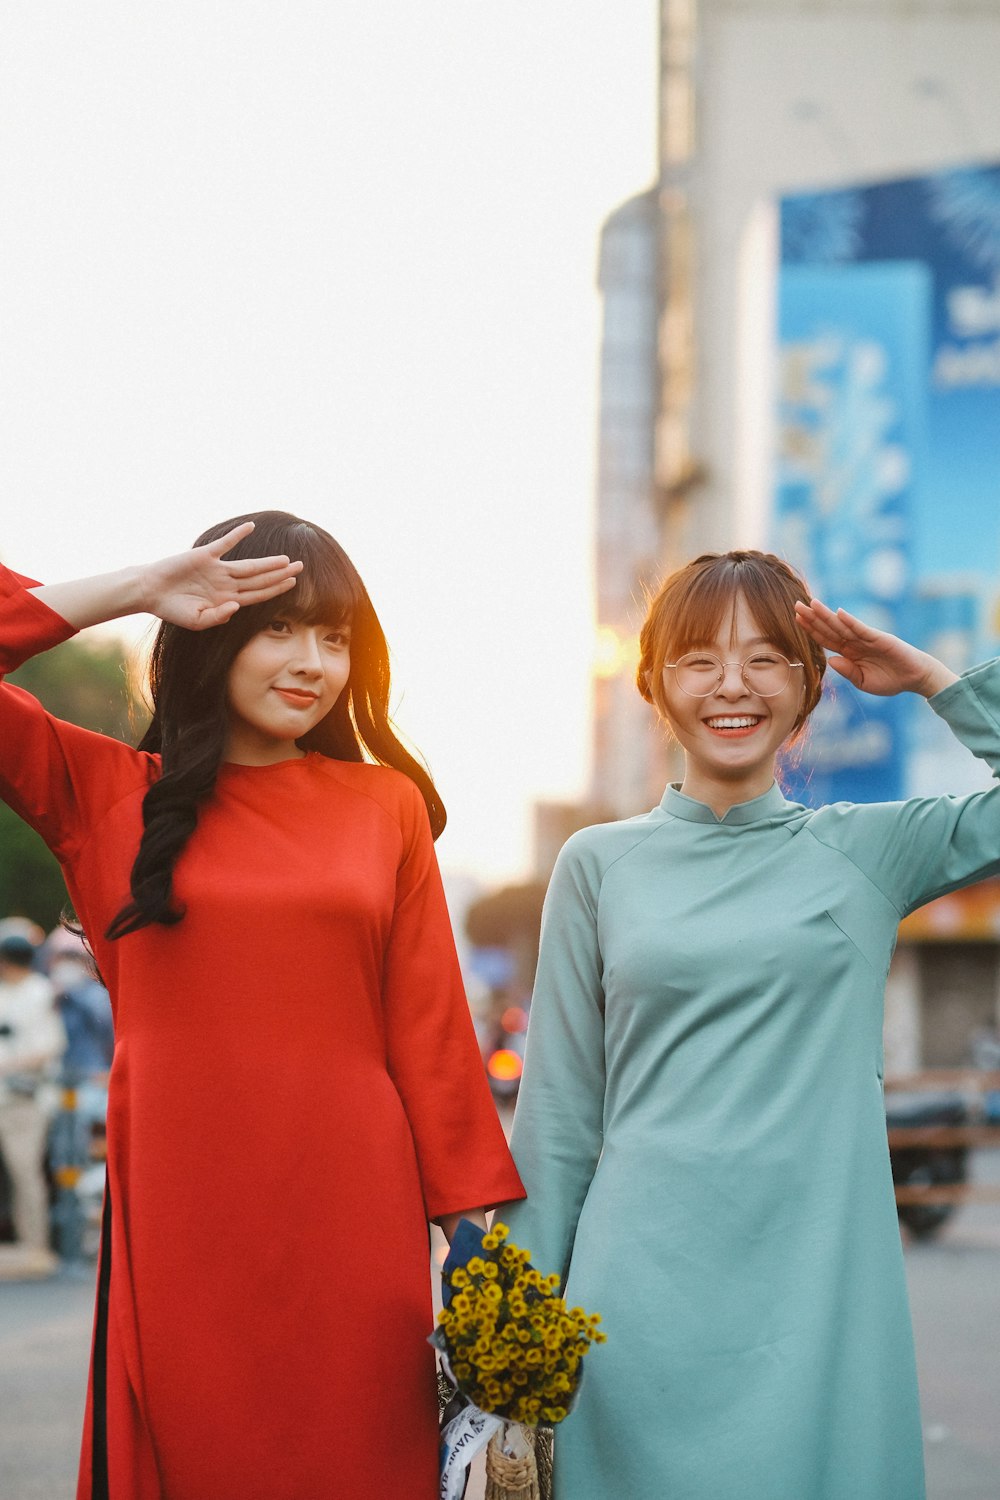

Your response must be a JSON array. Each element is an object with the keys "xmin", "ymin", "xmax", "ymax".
[
  {"xmin": 808, "ymin": 659, "xmax": 1000, "ymax": 916},
  {"xmin": 0, "ymin": 564, "xmax": 77, "ymax": 671},
  {"xmin": 0, "ymin": 563, "xmax": 151, "ymax": 861},
  {"xmin": 381, "ymin": 778, "xmax": 524, "ymax": 1219},
  {"xmin": 501, "ymin": 830, "xmax": 606, "ymax": 1282}
]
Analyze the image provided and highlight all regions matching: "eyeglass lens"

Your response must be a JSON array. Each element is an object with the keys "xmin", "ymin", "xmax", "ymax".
[{"xmin": 672, "ymin": 652, "xmax": 793, "ymax": 697}]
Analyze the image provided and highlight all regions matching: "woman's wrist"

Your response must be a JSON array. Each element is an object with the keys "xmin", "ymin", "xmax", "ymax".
[
  {"xmin": 31, "ymin": 565, "xmax": 147, "ymax": 631},
  {"xmin": 435, "ymin": 1208, "xmax": 488, "ymax": 1244},
  {"xmin": 917, "ymin": 659, "xmax": 960, "ymax": 698}
]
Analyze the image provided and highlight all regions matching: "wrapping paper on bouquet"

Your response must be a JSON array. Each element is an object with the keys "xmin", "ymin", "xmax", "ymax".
[{"xmin": 430, "ymin": 1219, "xmax": 605, "ymax": 1500}]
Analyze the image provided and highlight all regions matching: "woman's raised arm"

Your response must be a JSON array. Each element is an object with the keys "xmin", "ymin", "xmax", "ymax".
[{"xmin": 31, "ymin": 521, "xmax": 302, "ymax": 632}]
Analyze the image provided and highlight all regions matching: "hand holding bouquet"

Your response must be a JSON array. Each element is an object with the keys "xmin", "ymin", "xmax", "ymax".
[{"xmin": 431, "ymin": 1219, "xmax": 605, "ymax": 1500}]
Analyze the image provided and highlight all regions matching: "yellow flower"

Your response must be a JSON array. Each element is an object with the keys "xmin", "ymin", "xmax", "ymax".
[{"xmin": 436, "ymin": 1227, "xmax": 606, "ymax": 1427}]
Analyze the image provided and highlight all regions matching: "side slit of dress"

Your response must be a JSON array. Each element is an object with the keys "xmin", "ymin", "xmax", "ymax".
[{"xmin": 91, "ymin": 1186, "xmax": 112, "ymax": 1500}]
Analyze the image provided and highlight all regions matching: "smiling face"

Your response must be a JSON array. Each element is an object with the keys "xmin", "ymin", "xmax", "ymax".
[
  {"xmin": 224, "ymin": 615, "xmax": 352, "ymax": 765},
  {"xmin": 660, "ymin": 594, "xmax": 805, "ymax": 813}
]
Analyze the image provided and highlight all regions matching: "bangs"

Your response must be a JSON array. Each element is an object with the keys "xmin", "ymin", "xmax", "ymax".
[
  {"xmin": 663, "ymin": 557, "xmax": 808, "ymax": 662},
  {"xmin": 274, "ymin": 529, "xmax": 361, "ymax": 628}
]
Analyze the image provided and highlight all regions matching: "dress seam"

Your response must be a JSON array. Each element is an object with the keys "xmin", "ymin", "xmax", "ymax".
[
  {"xmin": 589, "ymin": 816, "xmax": 673, "ymax": 928},
  {"xmin": 65, "ymin": 767, "xmax": 157, "ymax": 869},
  {"xmin": 307, "ymin": 760, "xmax": 412, "ymax": 844},
  {"xmin": 801, "ymin": 822, "xmax": 905, "ymax": 918},
  {"xmin": 593, "ymin": 813, "xmax": 673, "ymax": 883}
]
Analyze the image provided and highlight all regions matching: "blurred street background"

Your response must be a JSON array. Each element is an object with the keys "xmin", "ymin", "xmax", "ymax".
[{"xmin": 2, "ymin": 0, "xmax": 1000, "ymax": 1496}]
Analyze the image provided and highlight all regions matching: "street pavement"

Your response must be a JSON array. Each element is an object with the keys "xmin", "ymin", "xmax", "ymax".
[
  {"xmin": 2, "ymin": 1158, "xmax": 998, "ymax": 1499},
  {"xmin": 907, "ymin": 1151, "xmax": 1000, "ymax": 1499}
]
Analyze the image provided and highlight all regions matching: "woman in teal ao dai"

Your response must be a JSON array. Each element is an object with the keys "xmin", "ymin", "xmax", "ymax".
[{"xmin": 502, "ymin": 550, "xmax": 1000, "ymax": 1500}]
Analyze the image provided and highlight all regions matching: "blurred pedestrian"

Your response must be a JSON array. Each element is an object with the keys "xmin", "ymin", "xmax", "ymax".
[
  {"xmin": 0, "ymin": 513, "xmax": 523, "ymax": 1500},
  {"xmin": 0, "ymin": 932, "xmax": 65, "ymax": 1272},
  {"xmin": 47, "ymin": 947, "xmax": 114, "ymax": 1081},
  {"xmin": 503, "ymin": 549, "xmax": 1000, "ymax": 1500},
  {"xmin": 47, "ymin": 945, "xmax": 114, "ymax": 1140}
]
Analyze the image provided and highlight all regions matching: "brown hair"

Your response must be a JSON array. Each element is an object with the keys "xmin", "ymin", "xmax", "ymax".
[{"xmin": 637, "ymin": 550, "xmax": 827, "ymax": 739}]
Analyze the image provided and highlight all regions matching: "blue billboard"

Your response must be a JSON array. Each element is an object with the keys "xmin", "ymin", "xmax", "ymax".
[{"xmin": 774, "ymin": 163, "xmax": 1000, "ymax": 804}]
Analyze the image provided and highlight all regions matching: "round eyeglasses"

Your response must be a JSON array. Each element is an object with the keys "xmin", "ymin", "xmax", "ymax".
[{"xmin": 664, "ymin": 651, "xmax": 804, "ymax": 698}]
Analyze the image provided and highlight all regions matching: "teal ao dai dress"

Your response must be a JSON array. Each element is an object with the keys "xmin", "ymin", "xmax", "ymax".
[{"xmin": 502, "ymin": 662, "xmax": 1000, "ymax": 1500}]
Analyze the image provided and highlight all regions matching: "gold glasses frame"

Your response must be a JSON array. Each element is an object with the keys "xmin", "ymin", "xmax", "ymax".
[{"xmin": 663, "ymin": 652, "xmax": 804, "ymax": 698}]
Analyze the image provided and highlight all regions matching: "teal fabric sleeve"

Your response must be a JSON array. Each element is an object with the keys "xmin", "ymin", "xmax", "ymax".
[
  {"xmin": 808, "ymin": 660, "xmax": 1000, "ymax": 917},
  {"xmin": 502, "ymin": 831, "xmax": 606, "ymax": 1281}
]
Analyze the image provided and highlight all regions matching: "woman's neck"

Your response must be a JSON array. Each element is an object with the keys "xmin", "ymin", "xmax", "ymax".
[{"xmin": 678, "ymin": 762, "xmax": 777, "ymax": 819}]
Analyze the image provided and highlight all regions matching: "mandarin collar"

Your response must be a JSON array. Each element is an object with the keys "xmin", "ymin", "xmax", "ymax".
[{"xmin": 660, "ymin": 781, "xmax": 791, "ymax": 826}]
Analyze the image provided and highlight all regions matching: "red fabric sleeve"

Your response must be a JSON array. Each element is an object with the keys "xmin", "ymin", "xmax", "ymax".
[
  {"xmin": 0, "ymin": 563, "xmax": 76, "ymax": 671},
  {"xmin": 0, "ymin": 563, "xmax": 152, "ymax": 861},
  {"xmin": 382, "ymin": 780, "xmax": 525, "ymax": 1220}
]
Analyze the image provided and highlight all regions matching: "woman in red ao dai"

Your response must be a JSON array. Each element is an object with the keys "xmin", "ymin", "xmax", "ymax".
[{"xmin": 0, "ymin": 511, "xmax": 524, "ymax": 1499}]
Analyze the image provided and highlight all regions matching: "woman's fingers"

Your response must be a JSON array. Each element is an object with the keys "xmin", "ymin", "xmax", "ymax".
[
  {"xmin": 186, "ymin": 574, "xmax": 298, "ymax": 629},
  {"xmin": 826, "ymin": 654, "xmax": 863, "ymax": 685},
  {"xmin": 201, "ymin": 600, "xmax": 243, "ymax": 627},
  {"xmin": 225, "ymin": 555, "xmax": 302, "ymax": 580},
  {"xmin": 228, "ymin": 562, "xmax": 302, "ymax": 595},
  {"xmin": 227, "ymin": 576, "xmax": 300, "ymax": 607},
  {"xmin": 796, "ymin": 599, "xmax": 892, "ymax": 656},
  {"xmin": 832, "ymin": 606, "xmax": 885, "ymax": 644},
  {"xmin": 208, "ymin": 521, "xmax": 257, "ymax": 556},
  {"xmin": 795, "ymin": 603, "xmax": 849, "ymax": 652}
]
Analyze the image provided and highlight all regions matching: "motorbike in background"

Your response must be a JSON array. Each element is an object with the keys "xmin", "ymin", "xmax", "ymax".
[
  {"xmin": 47, "ymin": 1068, "xmax": 107, "ymax": 1259},
  {"xmin": 886, "ymin": 1088, "xmax": 969, "ymax": 1240},
  {"xmin": 481, "ymin": 1002, "xmax": 530, "ymax": 1106}
]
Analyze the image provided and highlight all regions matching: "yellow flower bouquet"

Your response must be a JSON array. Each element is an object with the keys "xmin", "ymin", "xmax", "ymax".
[{"xmin": 431, "ymin": 1219, "xmax": 605, "ymax": 1500}]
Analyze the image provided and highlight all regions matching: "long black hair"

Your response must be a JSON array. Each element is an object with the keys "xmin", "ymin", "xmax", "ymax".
[{"xmin": 106, "ymin": 510, "xmax": 445, "ymax": 940}]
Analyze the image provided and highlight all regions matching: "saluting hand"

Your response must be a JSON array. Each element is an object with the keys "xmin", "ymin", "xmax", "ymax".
[
  {"xmin": 138, "ymin": 522, "xmax": 303, "ymax": 630},
  {"xmin": 794, "ymin": 599, "xmax": 959, "ymax": 699}
]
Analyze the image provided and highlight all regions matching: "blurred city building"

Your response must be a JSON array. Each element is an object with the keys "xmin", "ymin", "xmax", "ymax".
[
  {"xmin": 532, "ymin": 188, "xmax": 669, "ymax": 874},
  {"xmin": 655, "ymin": 0, "xmax": 1000, "ymax": 560},
  {"xmin": 590, "ymin": 188, "xmax": 669, "ymax": 818},
  {"xmin": 535, "ymin": 1, "xmax": 1000, "ymax": 1067},
  {"xmin": 652, "ymin": 0, "xmax": 1000, "ymax": 1068}
]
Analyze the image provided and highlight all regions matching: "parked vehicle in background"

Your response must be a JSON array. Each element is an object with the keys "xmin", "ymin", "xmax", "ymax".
[
  {"xmin": 886, "ymin": 1088, "xmax": 969, "ymax": 1240},
  {"xmin": 47, "ymin": 1069, "xmax": 107, "ymax": 1259},
  {"xmin": 482, "ymin": 1002, "xmax": 530, "ymax": 1105},
  {"xmin": 466, "ymin": 944, "xmax": 531, "ymax": 1105}
]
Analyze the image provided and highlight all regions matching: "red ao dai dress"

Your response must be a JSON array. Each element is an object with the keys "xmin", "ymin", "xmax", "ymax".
[{"xmin": 0, "ymin": 566, "xmax": 524, "ymax": 1499}]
